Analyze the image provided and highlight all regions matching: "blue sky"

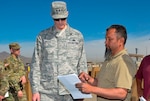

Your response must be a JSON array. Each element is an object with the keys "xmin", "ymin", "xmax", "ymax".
[{"xmin": 0, "ymin": 0, "xmax": 150, "ymax": 61}]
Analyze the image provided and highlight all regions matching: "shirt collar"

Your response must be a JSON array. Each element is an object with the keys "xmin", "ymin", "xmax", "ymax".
[{"xmin": 111, "ymin": 49, "xmax": 128, "ymax": 59}]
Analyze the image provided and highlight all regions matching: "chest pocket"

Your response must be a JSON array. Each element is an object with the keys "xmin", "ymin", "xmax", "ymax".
[
  {"xmin": 67, "ymin": 39, "xmax": 79, "ymax": 57},
  {"xmin": 43, "ymin": 39, "xmax": 57, "ymax": 59}
]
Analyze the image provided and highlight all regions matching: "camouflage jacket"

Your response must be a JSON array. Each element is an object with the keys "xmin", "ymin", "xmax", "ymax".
[
  {"xmin": 4, "ymin": 54, "xmax": 26, "ymax": 92},
  {"xmin": 30, "ymin": 24, "xmax": 87, "ymax": 95},
  {"xmin": 0, "ymin": 61, "xmax": 9, "ymax": 96}
]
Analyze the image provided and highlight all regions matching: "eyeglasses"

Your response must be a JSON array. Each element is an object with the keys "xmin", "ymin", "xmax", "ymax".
[{"xmin": 54, "ymin": 18, "xmax": 66, "ymax": 21}]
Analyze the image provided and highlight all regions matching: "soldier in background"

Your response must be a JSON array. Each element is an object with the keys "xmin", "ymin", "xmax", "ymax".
[
  {"xmin": 30, "ymin": 1, "xmax": 87, "ymax": 101},
  {"xmin": 0, "ymin": 61, "xmax": 9, "ymax": 101},
  {"xmin": 3, "ymin": 43, "xmax": 27, "ymax": 101}
]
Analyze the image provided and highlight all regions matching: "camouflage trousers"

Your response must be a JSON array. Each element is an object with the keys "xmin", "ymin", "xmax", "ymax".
[
  {"xmin": 2, "ymin": 89, "xmax": 27, "ymax": 101},
  {"xmin": 40, "ymin": 93, "xmax": 83, "ymax": 101}
]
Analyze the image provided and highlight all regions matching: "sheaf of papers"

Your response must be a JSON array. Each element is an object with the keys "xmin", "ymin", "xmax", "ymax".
[
  {"xmin": 139, "ymin": 96, "xmax": 146, "ymax": 101},
  {"xmin": 58, "ymin": 73, "xmax": 92, "ymax": 99}
]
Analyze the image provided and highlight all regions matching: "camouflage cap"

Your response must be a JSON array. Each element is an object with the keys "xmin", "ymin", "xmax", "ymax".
[
  {"xmin": 51, "ymin": 1, "xmax": 68, "ymax": 19},
  {"xmin": 9, "ymin": 42, "xmax": 21, "ymax": 50}
]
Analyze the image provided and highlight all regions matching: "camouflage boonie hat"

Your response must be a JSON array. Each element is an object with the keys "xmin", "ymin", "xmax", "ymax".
[
  {"xmin": 9, "ymin": 42, "xmax": 21, "ymax": 50},
  {"xmin": 51, "ymin": 1, "xmax": 68, "ymax": 19}
]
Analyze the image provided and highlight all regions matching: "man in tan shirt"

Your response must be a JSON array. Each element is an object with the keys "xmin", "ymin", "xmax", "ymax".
[{"xmin": 76, "ymin": 24, "xmax": 136, "ymax": 101}]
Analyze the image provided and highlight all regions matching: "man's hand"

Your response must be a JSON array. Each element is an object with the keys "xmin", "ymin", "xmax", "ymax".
[
  {"xmin": 0, "ymin": 95, "xmax": 4, "ymax": 101},
  {"xmin": 17, "ymin": 90, "xmax": 23, "ymax": 98},
  {"xmin": 78, "ymin": 72, "xmax": 91, "ymax": 83},
  {"xmin": 20, "ymin": 76, "xmax": 26, "ymax": 84},
  {"xmin": 78, "ymin": 72, "xmax": 98, "ymax": 86},
  {"xmin": 32, "ymin": 93, "xmax": 40, "ymax": 101},
  {"xmin": 4, "ymin": 63, "xmax": 9, "ymax": 67},
  {"xmin": 75, "ymin": 82, "xmax": 94, "ymax": 94},
  {"xmin": 137, "ymin": 89, "xmax": 143, "ymax": 98}
]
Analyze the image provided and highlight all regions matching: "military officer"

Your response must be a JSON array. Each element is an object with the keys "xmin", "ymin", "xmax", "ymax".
[{"xmin": 30, "ymin": 1, "xmax": 87, "ymax": 101}]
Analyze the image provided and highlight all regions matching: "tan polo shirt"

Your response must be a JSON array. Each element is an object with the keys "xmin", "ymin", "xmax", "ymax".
[{"xmin": 97, "ymin": 49, "xmax": 136, "ymax": 101}]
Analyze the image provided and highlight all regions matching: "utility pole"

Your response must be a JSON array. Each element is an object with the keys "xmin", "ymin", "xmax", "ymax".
[
  {"xmin": 146, "ymin": 38, "xmax": 150, "ymax": 55},
  {"xmin": 146, "ymin": 46, "xmax": 147, "ymax": 56},
  {"xmin": 135, "ymin": 48, "xmax": 138, "ymax": 61}
]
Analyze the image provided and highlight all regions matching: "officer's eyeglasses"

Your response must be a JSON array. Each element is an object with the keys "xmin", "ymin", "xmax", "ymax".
[{"xmin": 54, "ymin": 18, "xmax": 66, "ymax": 21}]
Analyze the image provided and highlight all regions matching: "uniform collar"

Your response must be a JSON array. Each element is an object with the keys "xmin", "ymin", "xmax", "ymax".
[{"xmin": 11, "ymin": 54, "xmax": 19, "ymax": 60}]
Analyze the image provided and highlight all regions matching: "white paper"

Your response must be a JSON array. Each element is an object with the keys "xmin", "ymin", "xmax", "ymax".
[
  {"xmin": 4, "ymin": 91, "xmax": 9, "ymax": 98},
  {"xmin": 58, "ymin": 74, "xmax": 92, "ymax": 99},
  {"xmin": 139, "ymin": 96, "xmax": 146, "ymax": 101}
]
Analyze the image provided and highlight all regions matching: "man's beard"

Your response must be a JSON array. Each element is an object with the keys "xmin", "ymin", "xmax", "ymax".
[{"xmin": 104, "ymin": 48, "xmax": 111, "ymax": 60}]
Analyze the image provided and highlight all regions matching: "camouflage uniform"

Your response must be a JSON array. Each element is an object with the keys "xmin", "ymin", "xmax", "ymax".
[
  {"xmin": 3, "ymin": 54, "xmax": 27, "ymax": 101},
  {"xmin": 0, "ymin": 61, "xmax": 9, "ymax": 99},
  {"xmin": 30, "ymin": 24, "xmax": 87, "ymax": 101}
]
